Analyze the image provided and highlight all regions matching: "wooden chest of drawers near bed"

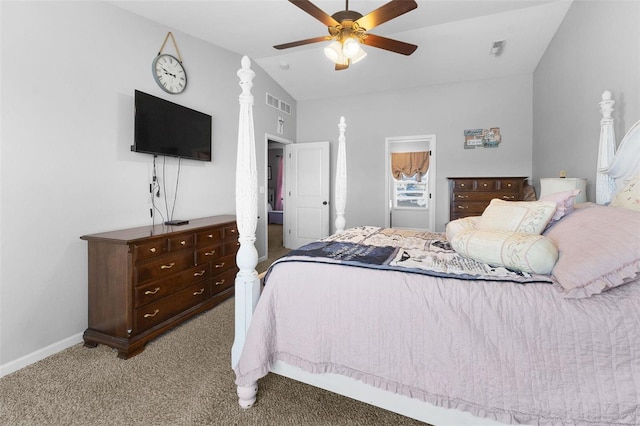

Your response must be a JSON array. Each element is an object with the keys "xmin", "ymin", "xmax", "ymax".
[
  {"xmin": 448, "ymin": 177, "xmax": 527, "ymax": 221},
  {"xmin": 81, "ymin": 215, "xmax": 238, "ymax": 359}
]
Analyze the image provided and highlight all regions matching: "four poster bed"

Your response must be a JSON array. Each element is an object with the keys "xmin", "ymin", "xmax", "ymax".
[{"xmin": 230, "ymin": 57, "xmax": 640, "ymax": 425}]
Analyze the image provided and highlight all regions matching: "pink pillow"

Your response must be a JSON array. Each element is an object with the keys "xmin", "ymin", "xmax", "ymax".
[
  {"xmin": 540, "ymin": 189, "xmax": 581, "ymax": 222},
  {"xmin": 543, "ymin": 203, "xmax": 640, "ymax": 298}
]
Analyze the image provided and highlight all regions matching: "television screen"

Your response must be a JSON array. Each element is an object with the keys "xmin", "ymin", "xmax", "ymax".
[{"xmin": 133, "ymin": 90, "xmax": 212, "ymax": 161}]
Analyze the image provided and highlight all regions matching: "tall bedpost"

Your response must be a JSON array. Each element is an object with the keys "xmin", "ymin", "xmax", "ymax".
[
  {"xmin": 231, "ymin": 57, "xmax": 260, "ymax": 407},
  {"xmin": 596, "ymin": 90, "xmax": 617, "ymax": 204},
  {"xmin": 335, "ymin": 116, "xmax": 347, "ymax": 232}
]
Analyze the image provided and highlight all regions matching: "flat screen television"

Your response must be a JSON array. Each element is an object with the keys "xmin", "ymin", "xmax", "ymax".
[{"xmin": 132, "ymin": 90, "xmax": 212, "ymax": 161}]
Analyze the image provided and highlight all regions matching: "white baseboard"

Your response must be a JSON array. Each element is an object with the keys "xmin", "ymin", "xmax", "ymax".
[{"xmin": 0, "ymin": 332, "xmax": 84, "ymax": 378}]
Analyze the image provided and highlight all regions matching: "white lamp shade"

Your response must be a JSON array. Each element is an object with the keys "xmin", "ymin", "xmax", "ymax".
[
  {"xmin": 540, "ymin": 178, "xmax": 588, "ymax": 203},
  {"xmin": 323, "ymin": 41, "xmax": 342, "ymax": 63},
  {"xmin": 350, "ymin": 47, "xmax": 367, "ymax": 64},
  {"xmin": 342, "ymin": 37, "xmax": 361, "ymax": 58}
]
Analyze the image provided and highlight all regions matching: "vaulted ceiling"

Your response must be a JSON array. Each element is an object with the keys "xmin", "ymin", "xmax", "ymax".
[{"xmin": 112, "ymin": 0, "xmax": 572, "ymax": 100}]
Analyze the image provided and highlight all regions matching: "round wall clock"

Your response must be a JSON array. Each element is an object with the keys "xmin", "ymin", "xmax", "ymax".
[{"xmin": 152, "ymin": 54, "xmax": 187, "ymax": 94}]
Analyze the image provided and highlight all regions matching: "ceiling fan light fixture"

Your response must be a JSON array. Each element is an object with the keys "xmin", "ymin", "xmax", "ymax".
[
  {"xmin": 324, "ymin": 40, "xmax": 343, "ymax": 63},
  {"xmin": 342, "ymin": 37, "xmax": 361, "ymax": 58},
  {"xmin": 350, "ymin": 47, "xmax": 367, "ymax": 64}
]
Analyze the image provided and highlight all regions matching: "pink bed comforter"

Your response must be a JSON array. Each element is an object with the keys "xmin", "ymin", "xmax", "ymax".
[{"xmin": 234, "ymin": 254, "xmax": 640, "ymax": 425}]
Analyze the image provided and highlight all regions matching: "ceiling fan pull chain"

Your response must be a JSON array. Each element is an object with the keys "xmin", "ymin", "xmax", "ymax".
[{"xmin": 157, "ymin": 31, "xmax": 184, "ymax": 63}]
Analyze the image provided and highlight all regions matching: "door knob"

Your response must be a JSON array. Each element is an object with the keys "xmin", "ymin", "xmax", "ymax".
[{"xmin": 323, "ymin": 201, "xmax": 328, "ymax": 205}]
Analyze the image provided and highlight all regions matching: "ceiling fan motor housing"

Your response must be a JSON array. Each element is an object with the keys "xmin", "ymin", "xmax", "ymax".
[{"xmin": 331, "ymin": 10, "xmax": 363, "ymax": 24}]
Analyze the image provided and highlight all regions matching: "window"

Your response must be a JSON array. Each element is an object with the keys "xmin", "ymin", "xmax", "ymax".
[{"xmin": 394, "ymin": 173, "xmax": 428, "ymax": 208}]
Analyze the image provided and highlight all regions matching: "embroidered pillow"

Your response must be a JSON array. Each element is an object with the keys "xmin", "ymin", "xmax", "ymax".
[
  {"xmin": 451, "ymin": 229, "xmax": 558, "ymax": 274},
  {"xmin": 543, "ymin": 203, "xmax": 640, "ymax": 298},
  {"xmin": 610, "ymin": 175, "xmax": 640, "ymax": 212},
  {"xmin": 445, "ymin": 216, "xmax": 479, "ymax": 242},
  {"xmin": 477, "ymin": 199, "xmax": 557, "ymax": 235},
  {"xmin": 540, "ymin": 189, "xmax": 582, "ymax": 222}
]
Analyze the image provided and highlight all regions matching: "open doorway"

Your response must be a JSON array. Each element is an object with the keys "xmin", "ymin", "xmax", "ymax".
[
  {"xmin": 257, "ymin": 136, "xmax": 291, "ymax": 272},
  {"xmin": 384, "ymin": 135, "xmax": 437, "ymax": 231}
]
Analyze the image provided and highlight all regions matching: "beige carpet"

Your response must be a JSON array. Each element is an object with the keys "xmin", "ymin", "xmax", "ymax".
[
  {"xmin": 257, "ymin": 224, "xmax": 290, "ymax": 273},
  {"xmin": 0, "ymin": 297, "xmax": 426, "ymax": 426}
]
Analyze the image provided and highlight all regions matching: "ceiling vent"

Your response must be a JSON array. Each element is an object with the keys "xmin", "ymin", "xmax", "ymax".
[
  {"xmin": 490, "ymin": 40, "xmax": 505, "ymax": 56},
  {"xmin": 266, "ymin": 93, "xmax": 291, "ymax": 115}
]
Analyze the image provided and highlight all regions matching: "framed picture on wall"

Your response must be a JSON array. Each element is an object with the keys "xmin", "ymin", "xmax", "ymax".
[{"xmin": 268, "ymin": 166, "xmax": 272, "ymax": 180}]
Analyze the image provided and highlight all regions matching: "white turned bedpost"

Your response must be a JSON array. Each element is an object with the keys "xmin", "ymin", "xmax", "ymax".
[
  {"xmin": 335, "ymin": 117, "xmax": 347, "ymax": 232},
  {"xmin": 596, "ymin": 90, "xmax": 617, "ymax": 204},
  {"xmin": 231, "ymin": 57, "xmax": 260, "ymax": 409}
]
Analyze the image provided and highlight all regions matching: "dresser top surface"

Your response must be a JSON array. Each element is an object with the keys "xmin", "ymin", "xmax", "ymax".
[
  {"xmin": 80, "ymin": 215, "xmax": 236, "ymax": 244},
  {"xmin": 447, "ymin": 176, "xmax": 528, "ymax": 180}
]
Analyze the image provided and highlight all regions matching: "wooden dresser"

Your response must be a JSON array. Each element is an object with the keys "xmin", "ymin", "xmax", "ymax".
[
  {"xmin": 448, "ymin": 177, "xmax": 527, "ymax": 221},
  {"xmin": 81, "ymin": 215, "xmax": 238, "ymax": 359}
]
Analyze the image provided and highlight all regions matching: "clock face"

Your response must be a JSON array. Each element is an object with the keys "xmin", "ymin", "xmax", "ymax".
[{"xmin": 152, "ymin": 54, "xmax": 187, "ymax": 94}]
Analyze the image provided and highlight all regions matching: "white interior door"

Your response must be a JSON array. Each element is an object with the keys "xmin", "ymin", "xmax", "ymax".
[
  {"xmin": 285, "ymin": 141, "xmax": 330, "ymax": 249},
  {"xmin": 385, "ymin": 135, "xmax": 436, "ymax": 231}
]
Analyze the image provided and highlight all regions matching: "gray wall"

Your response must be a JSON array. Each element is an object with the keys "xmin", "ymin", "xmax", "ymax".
[
  {"xmin": 297, "ymin": 74, "xmax": 534, "ymax": 232},
  {"xmin": 0, "ymin": 1, "xmax": 294, "ymax": 368},
  {"xmin": 532, "ymin": 0, "xmax": 640, "ymax": 201}
]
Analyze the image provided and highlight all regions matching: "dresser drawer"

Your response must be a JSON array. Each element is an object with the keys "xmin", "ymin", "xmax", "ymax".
[
  {"xmin": 134, "ymin": 238, "xmax": 167, "ymax": 260},
  {"xmin": 169, "ymin": 234, "xmax": 194, "ymax": 252},
  {"xmin": 475, "ymin": 179, "xmax": 499, "ymax": 191},
  {"xmin": 224, "ymin": 239, "xmax": 240, "ymax": 256},
  {"xmin": 196, "ymin": 228, "xmax": 223, "ymax": 247},
  {"xmin": 497, "ymin": 179, "xmax": 523, "ymax": 193},
  {"xmin": 211, "ymin": 268, "xmax": 237, "ymax": 295},
  {"xmin": 134, "ymin": 264, "xmax": 210, "ymax": 308},
  {"xmin": 135, "ymin": 252, "xmax": 194, "ymax": 284},
  {"xmin": 452, "ymin": 179, "xmax": 476, "ymax": 191},
  {"xmin": 211, "ymin": 253, "xmax": 236, "ymax": 273},
  {"xmin": 451, "ymin": 192, "xmax": 494, "ymax": 202},
  {"xmin": 223, "ymin": 224, "xmax": 238, "ymax": 239},
  {"xmin": 134, "ymin": 281, "xmax": 210, "ymax": 333},
  {"xmin": 451, "ymin": 201, "xmax": 487, "ymax": 216},
  {"xmin": 196, "ymin": 243, "xmax": 223, "ymax": 265}
]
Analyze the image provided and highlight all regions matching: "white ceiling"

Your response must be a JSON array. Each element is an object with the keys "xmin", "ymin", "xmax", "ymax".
[{"xmin": 111, "ymin": 0, "xmax": 573, "ymax": 101}]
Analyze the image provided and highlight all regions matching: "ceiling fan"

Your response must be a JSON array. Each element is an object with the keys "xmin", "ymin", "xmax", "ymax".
[{"xmin": 274, "ymin": 0, "xmax": 418, "ymax": 70}]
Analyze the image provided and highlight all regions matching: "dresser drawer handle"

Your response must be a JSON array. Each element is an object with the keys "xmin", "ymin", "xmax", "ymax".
[
  {"xmin": 144, "ymin": 287, "xmax": 160, "ymax": 295},
  {"xmin": 208, "ymin": 234, "xmax": 214, "ymax": 239},
  {"xmin": 180, "ymin": 240, "xmax": 187, "ymax": 246},
  {"xmin": 456, "ymin": 194, "xmax": 467, "ymax": 199},
  {"xmin": 193, "ymin": 288, "xmax": 205, "ymax": 296},
  {"xmin": 457, "ymin": 205, "xmax": 467, "ymax": 209},
  {"xmin": 215, "ymin": 262, "xmax": 225, "ymax": 268},
  {"xmin": 482, "ymin": 183, "xmax": 488, "ymax": 187},
  {"xmin": 502, "ymin": 195, "xmax": 515, "ymax": 200},
  {"xmin": 460, "ymin": 183, "xmax": 466, "ymax": 187},
  {"xmin": 205, "ymin": 250, "xmax": 216, "ymax": 256},
  {"xmin": 507, "ymin": 183, "xmax": 512, "ymax": 187},
  {"xmin": 194, "ymin": 270, "xmax": 206, "ymax": 277},
  {"xmin": 144, "ymin": 309, "xmax": 159, "ymax": 318},
  {"xmin": 149, "ymin": 247, "xmax": 157, "ymax": 253},
  {"xmin": 215, "ymin": 279, "xmax": 225, "ymax": 286},
  {"xmin": 230, "ymin": 229, "xmax": 237, "ymax": 233},
  {"xmin": 160, "ymin": 262, "xmax": 175, "ymax": 270}
]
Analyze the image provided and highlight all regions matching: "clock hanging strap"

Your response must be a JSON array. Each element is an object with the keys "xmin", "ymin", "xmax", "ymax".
[{"xmin": 158, "ymin": 32, "xmax": 184, "ymax": 63}]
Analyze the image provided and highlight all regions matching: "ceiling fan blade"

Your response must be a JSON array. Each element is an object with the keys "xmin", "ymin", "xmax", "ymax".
[
  {"xmin": 335, "ymin": 61, "xmax": 350, "ymax": 71},
  {"xmin": 363, "ymin": 33, "xmax": 417, "ymax": 55},
  {"xmin": 274, "ymin": 36, "xmax": 329, "ymax": 50},
  {"xmin": 289, "ymin": 0, "xmax": 339, "ymax": 27},
  {"xmin": 355, "ymin": 0, "xmax": 417, "ymax": 31}
]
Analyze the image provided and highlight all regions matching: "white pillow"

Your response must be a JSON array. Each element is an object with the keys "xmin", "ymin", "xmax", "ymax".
[
  {"xmin": 445, "ymin": 216, "xmax": 480, "ymax": 242},
  {"xmin": 477, "ymin": 199, "xmax": 557, "ymax": 235},
  {"xmin": 451, "ymin": 229, "xmax": 559, "ymax": 274},
  {"xmin": 610, "ymin": 175, "xmax": 640, "ymax": 212}
]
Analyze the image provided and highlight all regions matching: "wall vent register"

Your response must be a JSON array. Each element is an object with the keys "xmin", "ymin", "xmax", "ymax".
[{"xmin": 266, "ymin": 93, "xmax": 291, "ymax": 115}]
